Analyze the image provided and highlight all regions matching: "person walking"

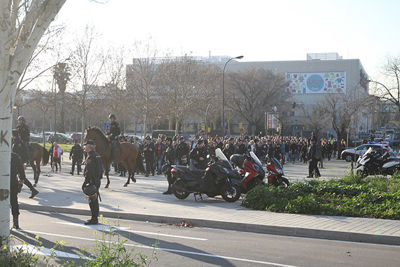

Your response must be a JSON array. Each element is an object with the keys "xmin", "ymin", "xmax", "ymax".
[
  {"xmin": 10, "ymin": 152, "xmax": 27, "ymax": 229},
  {"xmin": 12, "ymin": 130, "xmax": 39, "ymax": 198},
  {"xmin": 307, "ymin": 138, "xmax": 321, "ymax": 178},
  {"xmin": 143, "ymin": 136, "xmax": 155, "ymax": 177},
  {"xmin": 82, "ymin": 140, "xmax": 102, "ymax": 225},
  {"xmin": 70, "ymin": 139, "xmax": 84, "ymax": 175},
  {"xmin": 16, "ymin": 115, "xmax": 30, "ymax": 164},
  {"xmin": 155, "ymin": 137, "xmax": 165, "ymax": 175},
  {"xmin": 52, "ymin": 142, "xmax": 63, "ymax": 172}
]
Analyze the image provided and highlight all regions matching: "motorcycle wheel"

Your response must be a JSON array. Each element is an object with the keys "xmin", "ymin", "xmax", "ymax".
[
  {"xmin": 173, "ymin": 180, "xmax": 190, "ymax": 200},
  {"xmin": 221, "ymin": 183, "xmax": 241, "ymax": 203},
  {"xmin": 278, "ymin": 177, "xmax": 290, "ymax": 187},
  {"xmin": 356, "ymin": 170, "xmax": 368, "ymax": 178}
]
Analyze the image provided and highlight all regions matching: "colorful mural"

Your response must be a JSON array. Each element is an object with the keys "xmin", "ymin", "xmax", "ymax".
[{"xmin": 286, "ymin": 72, "xmax": 346, "ymax": 94}]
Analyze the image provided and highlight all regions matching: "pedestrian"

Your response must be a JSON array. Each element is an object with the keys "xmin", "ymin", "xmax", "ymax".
[
  {"xmin": 70, "ymin": 139, "xmax": 83, "ymax": 175},
  {"xmin": 10, "ymin": 152, "xmax": 27, "ymax": 229},
  {"xmin": 163, "ymin": 137, "xmax": 175, "ymax": 195},
  {"xmin": 155, "ymin": 137, "xmax": 165, "ymax": 175},
  {"xmin": 12, "ymin": 130, "xmax": 39, "ymax": 198},
  {"xmin": 143, "ymin": 136, "xmax": 155, "ymax": 177},
  {"xmin": 82, "ymin": 140, "xmax": 102, "ymax": 225},
  {"xmin": 189, "ymin": 139, "xmax": 208, "ymax": 169},
  {"xmin": 52, "ymin": 142, "xmax": 63, "ymax": 172},
  {"xmin": 175, "ymin": 136, "xmax": 190, "ymax": 165},
  {"xmin": 16, "ymin": 115, "xmax": 30, "ymax": 164},
  {"xmin": 307, "ymin": 138, "xmax": 321, "ymax": 178}
]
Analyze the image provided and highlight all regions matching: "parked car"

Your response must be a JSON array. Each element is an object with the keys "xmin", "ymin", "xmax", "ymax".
[
  {"xmin": 30, "ymin": 133, "xmax": 43, "ymax": 143},
  {"xmin": 69, "ymin": 132, "xmax": 83, "ymax": 142},
  {"xmin": 47, "ymin": 133, "xmax": 73, "ymax": 144},
  {"xmin": 341, "ymin": 143, "xmax": 396, "ymax": 162}
]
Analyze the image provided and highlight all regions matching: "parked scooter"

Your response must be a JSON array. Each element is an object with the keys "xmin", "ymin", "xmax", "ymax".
[
  {"xmin": 170, "ymin": 148, "xmax": 241, "ymax": 202},
  {"xmin": 265, "ymin": 157, "xmax": 290, "ymax": 187},
  {"xmin": 230, "ymin": 152, "xmax": 265, "ymax": 193},
  {"xmin": 356, "ymin": 147, "xmax": 400, "ymax": 178}
]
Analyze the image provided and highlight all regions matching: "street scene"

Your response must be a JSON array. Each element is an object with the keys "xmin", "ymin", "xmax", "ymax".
[{"xmin": 1, "ymin": 0, "xmax": 400, "ymax": 266}]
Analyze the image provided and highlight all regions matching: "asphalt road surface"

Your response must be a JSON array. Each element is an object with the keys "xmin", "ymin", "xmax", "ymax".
[{"xmin": 10, "ymin": 210, "xmax": 400, "ymax": 267}]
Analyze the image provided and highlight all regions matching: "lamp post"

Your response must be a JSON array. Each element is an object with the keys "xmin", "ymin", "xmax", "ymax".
[{"xmin": 222, "ymin": 55, "xmax": 243, "ymax": 136}]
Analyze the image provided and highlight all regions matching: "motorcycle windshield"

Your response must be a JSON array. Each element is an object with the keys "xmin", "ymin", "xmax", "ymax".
[
  {"xmin": 250, "ymin": 151, "xmax": 263, "ymax": 168},
  {"xmin": 215, "ymin": 148, "xmax": 233, "ymax": 169},
  {"xmin": 363, "ymin": 147, "xmax": 373, "ymax": 157},
  {"xmin": 271, "ymin": 157, "xmax": 283, "ymax": 172}
]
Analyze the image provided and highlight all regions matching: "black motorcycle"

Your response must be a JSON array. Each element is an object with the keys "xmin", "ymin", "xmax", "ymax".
[
  {"xmin": 171, "ymin": 149, "xmax": 241, "ymax": 202},
  {"xmin": 356, "ymin": 147, "xmax": 400, "ymax": 178}
]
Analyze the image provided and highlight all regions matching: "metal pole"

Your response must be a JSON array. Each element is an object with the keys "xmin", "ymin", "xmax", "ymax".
[{"xmin": 222, "ymin": 57, "xmax": 235, "ymax": 137}]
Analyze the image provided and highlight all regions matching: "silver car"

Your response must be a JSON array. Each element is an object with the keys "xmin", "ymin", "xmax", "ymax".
[{"xmin": 341, "ymin": 143, "xmax": 395, "ymax": 162}]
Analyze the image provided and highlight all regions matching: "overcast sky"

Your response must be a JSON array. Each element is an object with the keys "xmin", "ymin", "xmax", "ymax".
[{"xmin": 56, "ymin": 0, "xmax": 400, "ymax": 78}]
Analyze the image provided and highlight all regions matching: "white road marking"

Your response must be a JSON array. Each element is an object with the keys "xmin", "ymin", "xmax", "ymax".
[
  {"xmin": 21, "ymin": 230, "xmax": 299, "ymax": 267},
  {"xmin": 55, "ymin": 222, "xmax": 207, "ymax": 241},
  {"xmin": 12, "ymin": 244, "xmax": 89, "ymax": 260}
]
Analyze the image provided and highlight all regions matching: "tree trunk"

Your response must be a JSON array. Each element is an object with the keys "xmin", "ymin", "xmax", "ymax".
[
  {"xmin": 60, "ymin": 91, "xmax": 65, "ymax": 133},
  {"xmin": 81, "ymin": 114, "xmax": 86, "ymax": 145},
  {"xmin": 0, "ymin": 104, "xmax": 12, "ymax": 240}
]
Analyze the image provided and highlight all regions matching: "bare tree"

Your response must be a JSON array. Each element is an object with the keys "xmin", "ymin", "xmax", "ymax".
[
  {"xmin": 226, "ymin": 68, "xmax": 289, "ymax": 135},
  {"xmin": 53, "ymin": 62, "xmax": 71, "ymax": 133},
  {"xmin": 69, "ymin": 25, "xmax": 105, "ymax": 142},
  {"xmin": 370, "ymin": 56, "xmax": 400, "ymax": 113},
  {"xmin": 301, "ymin": 103, "xmax": 330, "ymax": 139},
  {"xmin": 126, "ymin": 41, "xmax": 159, "ymax": 136},
  {"xmin": 0, "ymin": 0, "xmax": 66, "ymax": 240}
]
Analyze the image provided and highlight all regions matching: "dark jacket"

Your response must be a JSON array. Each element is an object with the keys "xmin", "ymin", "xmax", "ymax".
[
  {"xmin": 70, "ymin": 144, "xmax": 84, "ymax": 161},
  {"xmin": 83, "ymin": 150, "xmax": 101, "ymax": 188},
  {"xmin": 155, "ymin": 142, "xmax": 166, "ymax": 159},
  {"xmin": 176, "ymin": 142, "xmax": 190, "ymax": 159},
  {"xmin": 165, "ymin": 144, "xmax": 176, "ymax": 164},
  {"xmin": 143, "ymin": 142, "xmax": 155, "ymax": 158},
  {"xmin": 189, "ymin": 146, "xmax": 208, "ymax": 169},
  {"xmin": 16, "ymin": 124, "xmax": 30, "ymax": 143},
  {"xmin": 12, "ymin": 137, "xmax": 25, "ymax": 159},
  {"xmin": 11, "ymin": 152, "xmax": 25, "ymax": 190},
  {"xmin": 308, "ymin": 143, "xmax": 316, "ymax": 160},
  {"xmin": 107, "ymin": 121, "xmax": 121, "ymax": 140}
]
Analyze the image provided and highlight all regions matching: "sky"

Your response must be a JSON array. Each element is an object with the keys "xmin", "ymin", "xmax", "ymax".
[{"xmin": 55, "ymin": 0, "xmax": 400, "ymax": 78}]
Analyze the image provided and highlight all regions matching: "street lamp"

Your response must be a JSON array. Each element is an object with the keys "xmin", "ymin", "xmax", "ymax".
[{"xmin": 222, "ymin": 55, "xmax": 243, "ymax": 136}]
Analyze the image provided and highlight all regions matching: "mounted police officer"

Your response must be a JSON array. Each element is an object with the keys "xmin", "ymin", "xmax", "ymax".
[
  {"xmin": 106, "ymin": 114, "xmax": 121, "ymax": 164},
  {"xmin": 12, "ymin": 130, "xmax": 39, "ymax": 198},
  {"xmin": 16, "ymin": 116, "xmax": 30, "ymax": 163},
  {"xmin": 82, "ymin": 140, "xmax": 102, "ymax": 225}
]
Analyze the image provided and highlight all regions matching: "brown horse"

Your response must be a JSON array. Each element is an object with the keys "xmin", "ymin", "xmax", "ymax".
[
  {"xmin": 29, "ymin": 142, "xmax": 50, "ymax": 186},
  {"xmin": 84, "ymin": 126, "xmax": 138, "ymax": 188}
]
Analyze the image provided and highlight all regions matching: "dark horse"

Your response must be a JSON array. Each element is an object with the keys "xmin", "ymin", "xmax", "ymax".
[
  {"xmin": 84, "ymin": 126, "xmax": 138, "ymax": 188},
  {"xmin": 29, "ymin": 143, "xmax": 50, "ymax": 186}
]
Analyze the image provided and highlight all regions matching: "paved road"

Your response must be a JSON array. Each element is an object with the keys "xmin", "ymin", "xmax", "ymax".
[{"xmin": 11, "ymin": 210, "xmax": 400, "ymax": 267}]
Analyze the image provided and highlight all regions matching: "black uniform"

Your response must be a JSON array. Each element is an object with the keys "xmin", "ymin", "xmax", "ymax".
[
  {"xmin": 107, "ymin": 121, "xmax": 121, "ymax": 162},
  {"xmin": 143, "ymin": 141, "xmax": 155, "ymax": 176},
  {"xmin": 10, "ymin": 153, "xmax": 25, "ymax": 228},
  {"xmin": 70, "ymin": 144, "xmax": 84, "ymax": 175},
  {"xmin": 165, "ymin": 144, "xmax": 176, "ymax": 164},
  {"xmin": 189, "ymin": 146, "xmax": 208, "ymax": 169},
  {"xmin": 175, "ymin": 141, "xmax": 190, "ymax": 165},
  {"xmin": 16, "ymin": 123, "xmax": 30, "ymax": 143},
  {"xmin": 12, "ymin": 137, "xmax": 38, "ymax": 197},
  {"xmin": 83, "ymin": 150, "xmax": 101, "ymax": 223},
  {"xmin": 307, "ymin": 143, "xmax": 321, "ymax": 178}
]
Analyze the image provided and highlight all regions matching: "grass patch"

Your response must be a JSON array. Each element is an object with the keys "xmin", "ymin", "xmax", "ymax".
[
  {"xmin": 40, "ymin": 143, "xmax": 73, "ymax": 153},
  {"xmin": 242, "ymin": 173, "xmax": 400, "ymax": 219}
]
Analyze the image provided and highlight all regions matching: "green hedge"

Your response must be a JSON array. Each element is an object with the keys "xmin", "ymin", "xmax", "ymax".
[{"xmin": 242, "ymin": 174, "xmax": 400, "ymax": 219}]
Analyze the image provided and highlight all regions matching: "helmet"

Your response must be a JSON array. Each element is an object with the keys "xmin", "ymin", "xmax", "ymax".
[
  {"xmin": 108, "ymin": 114, "xmax": 116, "ymax": 119},
  {"xmin": 230, "ymin": 154, "xmax": 245, "ymax": 168},
  {"xmin": 17, "ymin": 116, "xmax": 25, "ymax": 122}
]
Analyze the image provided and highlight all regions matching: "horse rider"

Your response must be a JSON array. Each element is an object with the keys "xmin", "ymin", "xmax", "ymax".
[
  {"xmin": 16, "ymin": 115, "xmax": 30, "ymax": 164},
  {"xmin": 11, "ymin": 130, "xmax": 39, "ymax": 198},
  {"xmin": 106, "ymin": 114, "xmax": 121, "ymax": 164}
]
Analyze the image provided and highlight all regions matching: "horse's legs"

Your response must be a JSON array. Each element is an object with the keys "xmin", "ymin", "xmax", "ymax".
[
  {"xmin": 36, "ymin": 160, "xmax": 41, "ymax": 185},
  {"xmin": 123, "ymin": 161, "xmax": 130, "ymax": 187},
  {"xmin": 130, "ymin": 157, "xmax": 136, "ymax": 183},
  {"xmin": 105, "ymin": 167, "xmax": 110, "ymax": 188}
]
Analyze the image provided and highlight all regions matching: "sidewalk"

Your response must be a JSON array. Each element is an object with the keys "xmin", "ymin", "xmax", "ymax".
[{"xmin": 18, "ymin": 157, "xmax": 400, "ymax": 245}]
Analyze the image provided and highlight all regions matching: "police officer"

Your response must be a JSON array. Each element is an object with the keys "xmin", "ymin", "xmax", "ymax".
[
  {"xmin": 12, "ymin": 130, "xmax": 39, "ymax": 198},
  {"xmin": 82, "ymin": 140, "xmax": 101, "ymax": 225},
  {"xmin": 16, "ymin": 116, "xmax": 30, "ymax": 163},
  {"xmin": 163, "ymin": 137, "xmax": 175, "ymax": 195},
  {"xmin": 189, "ymin": 139, "xmax": 208, "ymax": 169},
  {"xmin": 143, "ymin": 136, "xmax": 155, "ymax": 177},
  {"xmin": 106, "ymin": 114, "xmax": 121, "ymax": 164},
  {"xmin": 70, "ymin": 139, "xmax": 84, "ymax": 175},
  {"xmin": 10, "ymin": 152, "xmax": 25, "ymax": 229}
]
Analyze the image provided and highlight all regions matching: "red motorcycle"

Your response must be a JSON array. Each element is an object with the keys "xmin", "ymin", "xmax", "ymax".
[{"xmin": 265, "ymin": 157, "xmax": 290, "ymax": 187}]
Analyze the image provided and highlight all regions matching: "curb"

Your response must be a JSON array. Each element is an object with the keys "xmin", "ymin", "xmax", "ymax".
[{"xmin": 20, "ymin": 203, "xmax": 400, "ymax": 246}]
